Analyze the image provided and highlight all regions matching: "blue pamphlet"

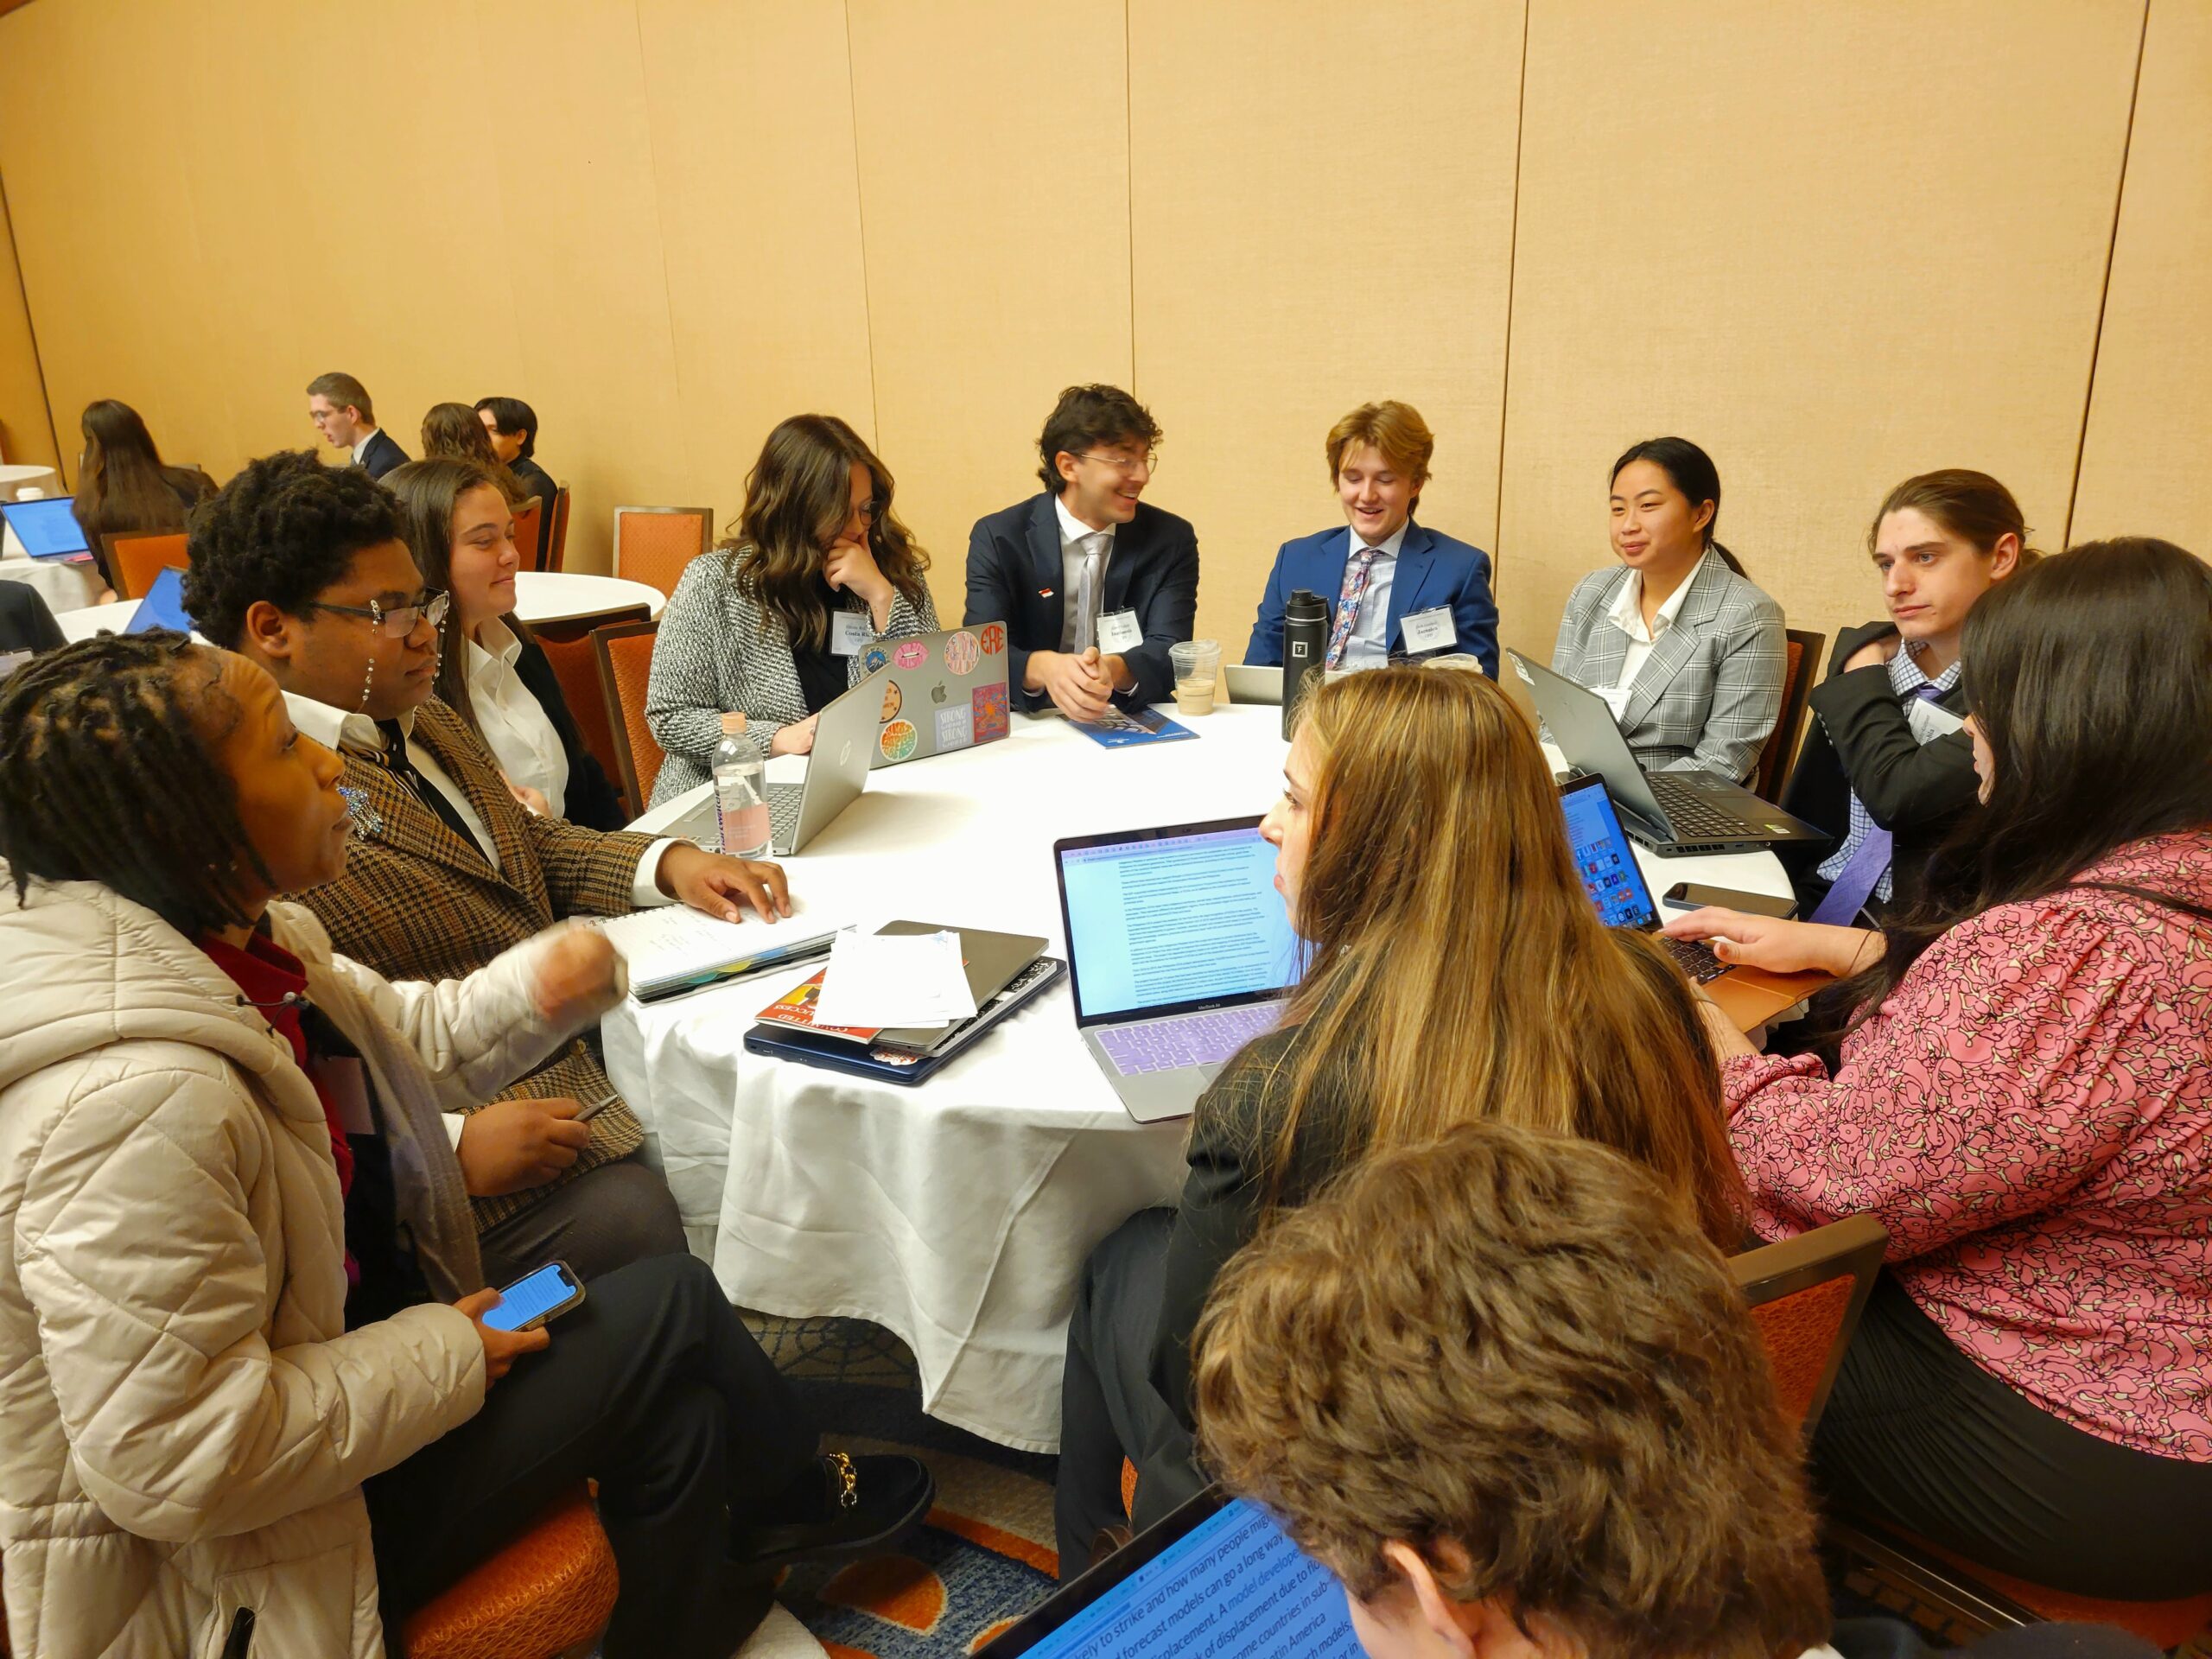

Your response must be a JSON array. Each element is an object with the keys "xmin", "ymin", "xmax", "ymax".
[{"xmin": 1072, "ymin": 705, "xmax": 1197, "ymax": 748}]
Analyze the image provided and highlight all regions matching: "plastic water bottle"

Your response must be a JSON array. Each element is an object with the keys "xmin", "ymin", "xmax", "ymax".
[{"xmin": 712, "ymin": 713, "xmax": 770, "ymax": 858}]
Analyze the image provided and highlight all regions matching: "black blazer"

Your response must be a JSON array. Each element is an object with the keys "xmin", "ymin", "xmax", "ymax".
[
  {"xmin": 512, "ymin": 631, "xmax": 630, "ymax": 830},
  {"xmin": 963, "ymin": 492, "xmax": 1199, "ymax": 709},
  {"xmin": 357, "ymin": 429, "xmax": 410, "ymax": 480},
  {"xmin": 0, "ymin": 582, "xmax": 67, "ymax": 657},
  {"xmin": 1778, "ymin": 620, "xmax": 1978, "ymax": 916}
]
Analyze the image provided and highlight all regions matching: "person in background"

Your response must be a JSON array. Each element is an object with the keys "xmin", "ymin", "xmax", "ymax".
[
  {"xmin": 1245, "ymin": 401, "xmax": 1498, "ymax": 677},
  {"xmin": 184, "ymin": 451, "xmax": 789, "ymax": 1283},
  {"xmin": 0, "ymin": 634, "xmax": 931, "ymax": 1657},
  {"xmin": 477, "ymin": 394, "xmax": 559, "ymax": 567},
  {"xmin": 308, "ymin": 371, "xmax": 409, "ymax": 479},
  {"xmin": 1054, "ymin": 665, "xmax": 1744, "ymax": 1573},
  {"xmin": 420, "ymin": 401, "xmax": 522, "ymax": 499},
  {"xmin": 1549, "ymin": 436, "xmax": 1785, "ymax": 782},
  {"xmin": 67, "ymin": 397, "xmax": 215, "ymax": 592},
  {"xmin": 1192, "ymin": 1120, "xmax": 1834, "ymax": 1659},
  {"xmin": 385, "ymin": 457, "xmax": 627, "ymax": 830},
  {"xmin": 1666, "ymin": 539, "xmax": 2212, "ymax": 1599},
  {"xmin": 645, "ymin": 413, "xmax": 936, "ymax": 803},
  {"xmin": 964, "ymin": 385, "xmax": 1198, "ymax": 721},
  {"xmin": 1781, "ymin": 470, "xmax": 2031, "ymax": 923}
]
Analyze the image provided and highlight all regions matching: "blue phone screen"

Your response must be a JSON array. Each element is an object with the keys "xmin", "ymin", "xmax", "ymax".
[{"xmin": 481, "ymin": 1263, "xmax": 578, "ymax": 1331}]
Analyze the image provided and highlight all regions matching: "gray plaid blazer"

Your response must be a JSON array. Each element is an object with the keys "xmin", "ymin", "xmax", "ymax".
[
  {"xmin": 645, "ymin": 548, "xmax": 939, "ymax": 805},
  {"xmin": 1549, "ymin": 549, "xmax": 1786, "ymax": 782}
]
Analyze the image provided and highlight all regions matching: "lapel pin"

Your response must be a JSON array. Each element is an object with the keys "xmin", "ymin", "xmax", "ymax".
[{"xmin": 1038, "ymin": 588, "xmax": 1055, "ymax": 599}]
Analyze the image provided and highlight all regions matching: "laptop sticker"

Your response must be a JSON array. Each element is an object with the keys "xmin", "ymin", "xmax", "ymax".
[
  {"xmin": 894, "ymin": 640, "xmax": 928, "ymax": 669},
  {"xmin": 879, "ymin": 719, "xmax": 918, "ymax": 762},
  {"xmin": 972, "ymin": 681, "xmax": 1010, "ymax": 742},
  {"xmin": 935, "ymin": 705, "xmax": 973, "ymax": 750},
  {"xmin": 880, "ymin": 680, "xmax": 903, "ymax": 722},
  {"xmin": 944, "ymin": 630, "xmax": 981, "ymax": 675},
  {"xmin": 980, "ymin": 622, "xmax": 1006, "ymax": 656},
  {"xmin": 861, "ymin": 645, "xmax": 891, "ymax": 675}
]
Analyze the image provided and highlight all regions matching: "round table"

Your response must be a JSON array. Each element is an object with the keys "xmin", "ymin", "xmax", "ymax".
[
  {"xmin": 52, "ymin": 569, "xmax": 664, "ymax": 643},
  {"xmin": 600, "ymin": 703, "xmax": 1793, "ymax": 1452}
]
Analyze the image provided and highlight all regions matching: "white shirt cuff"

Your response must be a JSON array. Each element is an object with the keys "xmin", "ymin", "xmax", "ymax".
[
  {"xmin": 631, "ymin": 838, "xmax": 683, "ymax": 907},
  {"xmin": 445, "ymin": 1112, "xmax": 467, "ymax": 1150}
]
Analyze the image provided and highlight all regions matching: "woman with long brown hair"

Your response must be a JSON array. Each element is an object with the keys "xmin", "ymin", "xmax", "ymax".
[
  {"xmin": 1054, "ymin": 664, "xmax": 1744, "ymax": 1573},
  {"xmin": 645, "ymin": 413, "xmax": 936, "ymax": 803},
  {"xmin": 419, "ymin": 402, "xmax": 522, "ymax": 499},
  {"xmin": 68, "ymin": 398, "xmax": 214, "ymax": 590}
]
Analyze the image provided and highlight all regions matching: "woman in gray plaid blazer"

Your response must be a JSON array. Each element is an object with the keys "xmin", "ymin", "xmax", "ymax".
[
  {"xmin": 647, "ymin": 416, "xmax": 938, "ymax": 805},
  {"xmin": 1550, "ymin": 438, "xmax": 1785, "ymax": 783}
]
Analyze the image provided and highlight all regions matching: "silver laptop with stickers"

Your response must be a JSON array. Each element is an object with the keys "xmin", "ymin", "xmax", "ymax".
[{"xmin": 858, "ymin": 625, "xmax": 1013, "ymax": 768}]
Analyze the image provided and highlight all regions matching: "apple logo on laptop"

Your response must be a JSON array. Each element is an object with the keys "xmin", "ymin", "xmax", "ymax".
[
  {"xmin": 839, "ymin": 741, "xmax": 853, "ymax": 768},
  {"xmin": 931, "ymin": 681, "xmax": 948, "ymax": 705}
]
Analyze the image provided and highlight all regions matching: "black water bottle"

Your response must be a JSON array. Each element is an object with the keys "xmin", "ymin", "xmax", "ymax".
[{"xmin": 1282, "ymin": 588, "xmax": 1329, "ymax": 739}]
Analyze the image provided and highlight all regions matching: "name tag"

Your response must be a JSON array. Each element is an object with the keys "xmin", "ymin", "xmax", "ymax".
[
  {"xmin": 1096, "ymin": 609, "xmax": 1144, "ymax": 653},
  {"xmin": 1595, "ymin": 685, "xmax": 1634, "ymax": 721},
  {"xmin": 830, "ymin": 611, "xmax": 872, "ymax": 657},
  {"xmin": 1400, "ymin": 607, "xmax": 1457, "ymax": 654},
  {"xmin": 1907, "ymin": 697, "xmax": 1967, "ymax": 743}
]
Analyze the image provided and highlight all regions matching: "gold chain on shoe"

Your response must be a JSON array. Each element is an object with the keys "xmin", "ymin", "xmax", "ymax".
[{"xmin": 828, "ymin": 1450, "xmax": 858, "ymax": 1510}]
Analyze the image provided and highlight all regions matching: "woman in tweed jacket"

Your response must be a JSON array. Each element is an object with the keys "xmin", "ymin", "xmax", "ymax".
[
  {"xmin": 1550, "ymin": 436, "xmax": 1785, "ymax": 783},
  {"xmin": 648, "ymin": 415, "xmax": 938, "ymax": 804}
]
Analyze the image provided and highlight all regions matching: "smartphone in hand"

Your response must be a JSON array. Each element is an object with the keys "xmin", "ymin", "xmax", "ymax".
[
  {"xmin": 1660, "ymin": 882, "xmax": 1797, "ymax": 919},
  {"xmin": 481, "ymin": 1262, "xmax": 586, "ymax": 1332}
]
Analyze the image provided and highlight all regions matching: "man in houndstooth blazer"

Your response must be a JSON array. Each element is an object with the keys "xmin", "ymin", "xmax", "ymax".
[{"xmin": 1550, "ymin": 547, "xmax": 1787, "ymax": 783}]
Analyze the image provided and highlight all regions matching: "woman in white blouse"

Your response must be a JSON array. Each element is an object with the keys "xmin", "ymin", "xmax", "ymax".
[{"xmin": 384, "ymin": 459, "xmax": 631, "ymax": 829}]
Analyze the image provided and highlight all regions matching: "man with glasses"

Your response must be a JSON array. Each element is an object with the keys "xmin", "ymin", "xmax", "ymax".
[
  {"xmin": 183, "ymin": 450, "xmax": 790, "ymax": 1285},
  {"xmin": 963, "ymin": 384, "xmax": 1198, "ymax": 721}
]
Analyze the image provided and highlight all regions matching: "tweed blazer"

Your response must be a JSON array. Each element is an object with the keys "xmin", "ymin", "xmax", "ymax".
[
  {"xmin": 295, "ymin": 696, "xmax": 652, "ymax": 1229},
  {"xmin": 1549, "ymin": 549, "xmax": 1786, "ymax": 782},
  {"xmin": 645, "ymin": 546, "xmax": 939, "ymax": 805}
]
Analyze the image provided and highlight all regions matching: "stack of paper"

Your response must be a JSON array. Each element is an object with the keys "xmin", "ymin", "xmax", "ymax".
[{"xmin": 811, "ymin": 928, "xmax": 978, "ymax": 1030}]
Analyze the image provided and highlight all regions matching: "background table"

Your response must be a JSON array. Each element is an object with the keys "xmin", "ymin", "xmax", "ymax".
[
  {"xmin": 601, "ymin": 703, "xmax": 1793, "ymax": 1451},
  {"xmin": 0, "ymin": 548, "xmax": 102, "ymax": 615}
]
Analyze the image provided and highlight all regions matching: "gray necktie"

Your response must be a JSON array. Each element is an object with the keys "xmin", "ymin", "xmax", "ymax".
[{"xmin": 1072, "ymin": 535, "xmax": 1105, "ymax": 652}]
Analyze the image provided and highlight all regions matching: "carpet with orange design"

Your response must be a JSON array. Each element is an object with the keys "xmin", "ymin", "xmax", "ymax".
[{"xmin": 748, "ymin": 1313, "xmax": 1065, "ymax": 1657}]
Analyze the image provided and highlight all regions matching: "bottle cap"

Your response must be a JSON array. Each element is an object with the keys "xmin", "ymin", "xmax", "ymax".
[{"xmin": 720, "ymin": 712, "xmax": 747, "ymax": 736}]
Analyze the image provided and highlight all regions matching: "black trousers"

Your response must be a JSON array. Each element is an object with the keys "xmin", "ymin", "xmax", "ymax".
[
  {"xmin": 365, "ymin": 1252, "xmax": 816, "ymax": 1657},
  {"xmin": 477, "ymin": 1154, "xmax": 687, "ymax": 1287},
  {"xmin": 1056, "ymin": 1209, "xmax": 1207, "ymax": 1576},
  {"xmin": 1813, "ymin": 1274, "xmax": 2212, "ymax": 1599}
]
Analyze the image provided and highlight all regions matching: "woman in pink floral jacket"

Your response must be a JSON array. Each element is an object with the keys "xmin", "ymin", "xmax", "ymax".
[{"xmin": 1667, "ymin": 537, "xmax": 2212, "ymax": 1600}]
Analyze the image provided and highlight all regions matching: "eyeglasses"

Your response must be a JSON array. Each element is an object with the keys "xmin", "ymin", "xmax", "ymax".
[
  {"xmin": 1075, "ymin": 450, "xmax": 1159, "ymax": 476},
  {"xmin": 308, "ymin": 591, "xmax": 449, "ymax": 639}
]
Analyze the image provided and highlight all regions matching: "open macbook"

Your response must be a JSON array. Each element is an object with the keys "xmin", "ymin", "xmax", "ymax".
[
  {"xmin": 1510, "ymin": 648, "xmax": 1824, "ymax": 856},
  {"xmin": 860, "ymin": 624, "xmax": 1011, "ymax": 768},
  {"xmin": 1052, "ymin": 817, "xmax": 1301, "ymax": 1122},
  {"xmin": 671, "ymin": 668, "xmax": 885, "ymax": 856}
]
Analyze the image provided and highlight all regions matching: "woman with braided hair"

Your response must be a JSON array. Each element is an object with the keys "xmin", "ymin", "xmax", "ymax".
[{"xmin": 0, "ymin": 634, "xmax": 931, "ymax": 1657}]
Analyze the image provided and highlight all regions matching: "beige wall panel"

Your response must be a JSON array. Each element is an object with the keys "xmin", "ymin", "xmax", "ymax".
[
  {"xmin": 1128, "ymin": 0, "xmax": 1525, "ymax": 652},
  {"xmin": 0, "ymin": 189, "xmax": 58, "ymax": 472},
  {"xmin": 637, "ymin": 0, "xmax": 876, "ymax": 544},
  {"xmin": 2070, "ymin": 0, "xmax": 2212, "ymax": 554},
  {"xmin": 1498, "ymin": 1, "xmax": 2143, "ymax": 664},
  {"xmin": 848, "ymin": 0, "xmax": 1134, "ymax": 625}
]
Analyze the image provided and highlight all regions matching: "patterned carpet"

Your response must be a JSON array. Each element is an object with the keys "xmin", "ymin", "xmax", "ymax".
[{"xmin": 746, "ymin": 1312, "xmax": 1064, "ymax": 1657}]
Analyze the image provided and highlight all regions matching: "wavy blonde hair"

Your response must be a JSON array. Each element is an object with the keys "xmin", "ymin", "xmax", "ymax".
[{"xmin": 1254, "ymin": 666, "xmax": 1744, "ymax": 1246}]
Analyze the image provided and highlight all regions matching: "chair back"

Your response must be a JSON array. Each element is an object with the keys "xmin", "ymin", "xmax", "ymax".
[
  {"xmin": 403, "ymin": 1487, "xmax": 617, "ymax": 1659},
  {"xmin": 102, "ymin": 531, "xmax": 190, "ymax": 601},
  {"xmin": 532, "ymin": 605, "xmax": 650, "ymax": 817},
  {"xmin": 1731, "ymin": 1211, "xmax": 1885, "ymax": 1437},
  {"xmin": 509, "ymin": 495, "xmax": 544, "ymax": 574},
  {"xmin": 613, "ymin": 505, "xmax": 713, "ymax": 598},
  {"xmin": 594, "ymin": 618, "xmax": 666, "ymax": 812},
  {"xmin": 1754, "ymin": 628, "xmax": 1824, "ymax": 801},
  {"xmin": 544, "ymin": 486, "xmax": 572, "ymax": 573}
]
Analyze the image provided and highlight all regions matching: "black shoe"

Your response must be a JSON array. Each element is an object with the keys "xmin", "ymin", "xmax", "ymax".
[{"xmin": 729, "ymin": 1452, "xmax": 935, "ymax": 1570}]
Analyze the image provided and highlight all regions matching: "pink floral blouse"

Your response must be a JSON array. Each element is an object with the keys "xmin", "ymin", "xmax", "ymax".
[{"xmin": 1726, "ymin": 830, "xmax": 2212, "ymax": 1461}]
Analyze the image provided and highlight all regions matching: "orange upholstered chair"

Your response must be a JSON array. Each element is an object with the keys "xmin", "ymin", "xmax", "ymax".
[
  {"xmin": 532, "ymin": 607, "xmax": 650, "ymax": 817},
  {"xmin": 1732, "ymin": 1211, "xmax": 1885, "ymax": 1437},
  {"xmin": 402, "ymin": 1487, "xmax": 618, "ymax": 1659},
  {"xmin": 509, "ymin": 496, "xmax": 545, "ymax": 575},
  {"xmin": 1753, "ymin": 626, "xmax": 1825, "ymax": 802},
  {"xmin": 594, "ymin": 618, "xmax": 666, "ymax": 812},
  {"xmin": 612, "ymin": 505, "xmax": 713, "ymax": 599},
  {"xmin": 543, "ymin": 486, "xmax": 572, "ymax": 573},
  {"xmin": 101, "ymin": 530, "xmax": 191, "ymax": 602}
]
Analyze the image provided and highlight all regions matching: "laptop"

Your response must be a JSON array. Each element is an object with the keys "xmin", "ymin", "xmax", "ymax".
[
  {"xmin": 124, "ymin": 566, "xmax": 193, "ymax": 634},
  {"xmin": 1508, "ymin": 648, "xmax": 1825, "ymax": 856},
  {"xmin": 859, "ymin": 624, "xmax": 1011, "ymax": 768},
  {"xmin": 1223, "ymin": 663, "xmax": 1282, "ymax": 705},
  {"xmin": 1052, "ymin": 817, "xmax": 1302, "ymax": 1123},
  {"xmin": 979, "ymin": 1485, "xmax": 1360, "ymax": 1657},
  {"xmin": 0, "ymin": 498, "xmax": 93, "ymax": 562},
  {"xmin": 1560, "ymin": 772, "xmax": 1827, "ymax": 1031},
  {"xmin": 669, "ymin": 668, "xmax": 884, "ymax": 856}
]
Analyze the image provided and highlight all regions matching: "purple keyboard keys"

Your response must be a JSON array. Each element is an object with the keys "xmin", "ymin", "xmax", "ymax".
[{"xmin": 1096, "ymin": 1003, "xmax": 1281, "ymax": 1076}]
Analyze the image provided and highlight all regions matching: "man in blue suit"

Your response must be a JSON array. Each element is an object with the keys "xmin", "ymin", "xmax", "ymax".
[
  {"xmin": 1245, "ymin": 401, "xmax": 1498, "ymax": 677},
  {"xmin": 964, "ymin": 385, "xmax": 1198, "ymax": 721}
]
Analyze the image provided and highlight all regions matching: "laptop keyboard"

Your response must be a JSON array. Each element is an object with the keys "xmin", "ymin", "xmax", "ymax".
[
  {"xmin": 766, "ymin": 785, "xmax": 804, "ymax": 852},
  {"xmin": 1658, "ymin": 933, "xmax": 1728, "ymax": 984},
  {"xmin": 1097, "ymin": 1003, "xmax": 1281, "ymax": 1077},
  {"xmin": 1646, "ymin": 773, "xmax": 1749, "ymax": 840}
]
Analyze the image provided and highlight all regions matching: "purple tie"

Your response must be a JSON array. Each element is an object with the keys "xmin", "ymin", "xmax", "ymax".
[
  {"xmin": 1808, "ymin": 682, "xmax": 1950, "ymax": 926},
  {"xmin": 1324, "ymin": 544, "xmax": 1380, "ymax": 670}
]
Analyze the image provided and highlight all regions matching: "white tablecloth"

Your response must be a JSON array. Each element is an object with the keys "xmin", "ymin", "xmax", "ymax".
[
  {"xmin": 601, "ymin": 702, "xmax": 1793, "ymax": 1451},
  {"xmin": 0, "ymin": 551, "xmax": 102, "ymax": 616}
]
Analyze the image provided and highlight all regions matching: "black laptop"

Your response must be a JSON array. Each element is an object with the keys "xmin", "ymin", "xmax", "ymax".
[{"xmin": 1509, "ymin": 648, "xmax": 1826, "ymax": 856}]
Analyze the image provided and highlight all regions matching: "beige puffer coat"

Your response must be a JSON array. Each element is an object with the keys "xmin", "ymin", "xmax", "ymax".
[{"xmin": 0, "ymin": 874, "xmax": 613, "ymax": 1658}]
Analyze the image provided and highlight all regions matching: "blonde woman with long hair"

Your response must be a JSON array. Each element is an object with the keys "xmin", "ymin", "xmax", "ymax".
[{"xmin": 1053, "ymin": 664, "xmax": 1744, "ymax": 1572}]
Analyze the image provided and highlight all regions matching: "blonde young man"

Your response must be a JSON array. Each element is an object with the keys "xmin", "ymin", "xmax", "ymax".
[{"xmin": 1244, "ymin": 401, "xmax": 1497, "ymax": 676}]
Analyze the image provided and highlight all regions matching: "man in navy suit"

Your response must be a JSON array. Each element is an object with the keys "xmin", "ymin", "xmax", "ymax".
[
  {"xmin": 307, "ymin": 371, "xmax": 410, "ymax": 480},
  {"xmin": 1245, "ymin": 401, "xmax": 1498, "ymax": 677},
  {"xmin": 964, "ymin": 385, "xmax": 1198, "ymax": 720}
]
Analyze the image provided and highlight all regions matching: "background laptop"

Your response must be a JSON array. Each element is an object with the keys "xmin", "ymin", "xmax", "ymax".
[
  {"xmin": 0, "ymin": 497, "xmax": 92, "ymax": 561},
  {"xmin": 671, "ymin": 668, "xmax": 883, "ymax": 856},
  {"xmin": 1224, "ymin": 663, "xmax": 1282, "ymax": 705},
  {"xmin": 860, "ymin": 624, "xmax": 1011, "ymax": 768},
  {"xmin": 124, "ymin": 566, "xmax": 193, "ymax": 633},
  {"xmin": 1560, "ymin": 772, "xmax": 1827, "ymax": 1030},
  {"xmin": 1052, "ymin": 817, "xmax": 1301, "ymax": 1122},
  {"xmin": 1509, "ymin": 648, "xmax": 1824, "ymax": 856},
  {"xmin": 979, "ymin": 1485, "xmax": 1359, "ymax": 1657}
]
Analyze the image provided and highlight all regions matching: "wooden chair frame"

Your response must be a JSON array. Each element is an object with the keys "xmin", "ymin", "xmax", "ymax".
[
  {"xmin": 544, "ymin": 486, "xmax": 572, "ymax": 573},
  {"xmin": 610, "ymin": 504, "xmax": 713, "ymax": 589},
  {"xmin": 1730, "ymin": 1209, "xmax": 1885, "ymax": 1440},
  {"xmin": 1754, "ymin": 626, "xmax": 1826, "ymax": 802},
  {"xmin": 592, "ymin": 617, "xmax": 664, "ymax": 816}
]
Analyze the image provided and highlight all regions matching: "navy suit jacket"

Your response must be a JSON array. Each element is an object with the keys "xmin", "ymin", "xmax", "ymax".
[
  {"xmin": 357, "ymin": 429, "xmax": 410, "ymax": 480},
  {"xmin": 1243, "ymin": 520, "xmax": 1498, "ymax": 677},
  {"xmin": 963, "ymin": 492, "xmax": 1199, "ymax": 709}
]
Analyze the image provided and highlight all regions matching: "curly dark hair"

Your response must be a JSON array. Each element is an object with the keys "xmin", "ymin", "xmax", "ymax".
[
  {"xmin": 184, "ymin": 449, "xmax": 407, "ymax": 648},
  {"xmin": 0, "ymin": 632, "xmax": 265, "ymax": 938},
  {"xmin": 1036, "ymin": 385, "xmax": 1161, "ymax": 495}
]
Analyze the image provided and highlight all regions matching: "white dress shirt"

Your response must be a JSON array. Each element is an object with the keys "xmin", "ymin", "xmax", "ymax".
[
  {"xmin": 348, "ymin": 428, "xmax": 382, "ymax": 465},
  {"xmin": 1053, "ymin": 493, "xmax": 1116, "ymax": 652},
  {"xmin": 466, "ymin": 617, "xmax": 571, "ymax": 818},
  {"xmin": 1339, "ymin": 521, "xmax": 1408, "ymax": 671},
  {"xmin": 1599, "ymin": 565, "xmax": 1697, "ymax": 713}
]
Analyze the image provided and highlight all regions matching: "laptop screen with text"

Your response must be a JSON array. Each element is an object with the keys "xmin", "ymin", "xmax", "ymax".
[
  {"xmin": 0, "ymin": 498, "xmax": 90, "ymax": 559},
  {"xmin": 1561, "ymin": 777, "xmax": 1660, "ymax": 931}
]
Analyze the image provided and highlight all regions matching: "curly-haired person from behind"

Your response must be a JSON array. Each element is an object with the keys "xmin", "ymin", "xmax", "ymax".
[{"xmin": 1191, "ymin": 1120, "xmax": 1832, "ymax": 1659}]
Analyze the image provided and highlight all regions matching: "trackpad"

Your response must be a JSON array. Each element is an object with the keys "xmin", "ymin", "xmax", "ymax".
[{"xmin": 1198, "ymin": 1061, "xmax": 1226, "ymax": 1082}]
